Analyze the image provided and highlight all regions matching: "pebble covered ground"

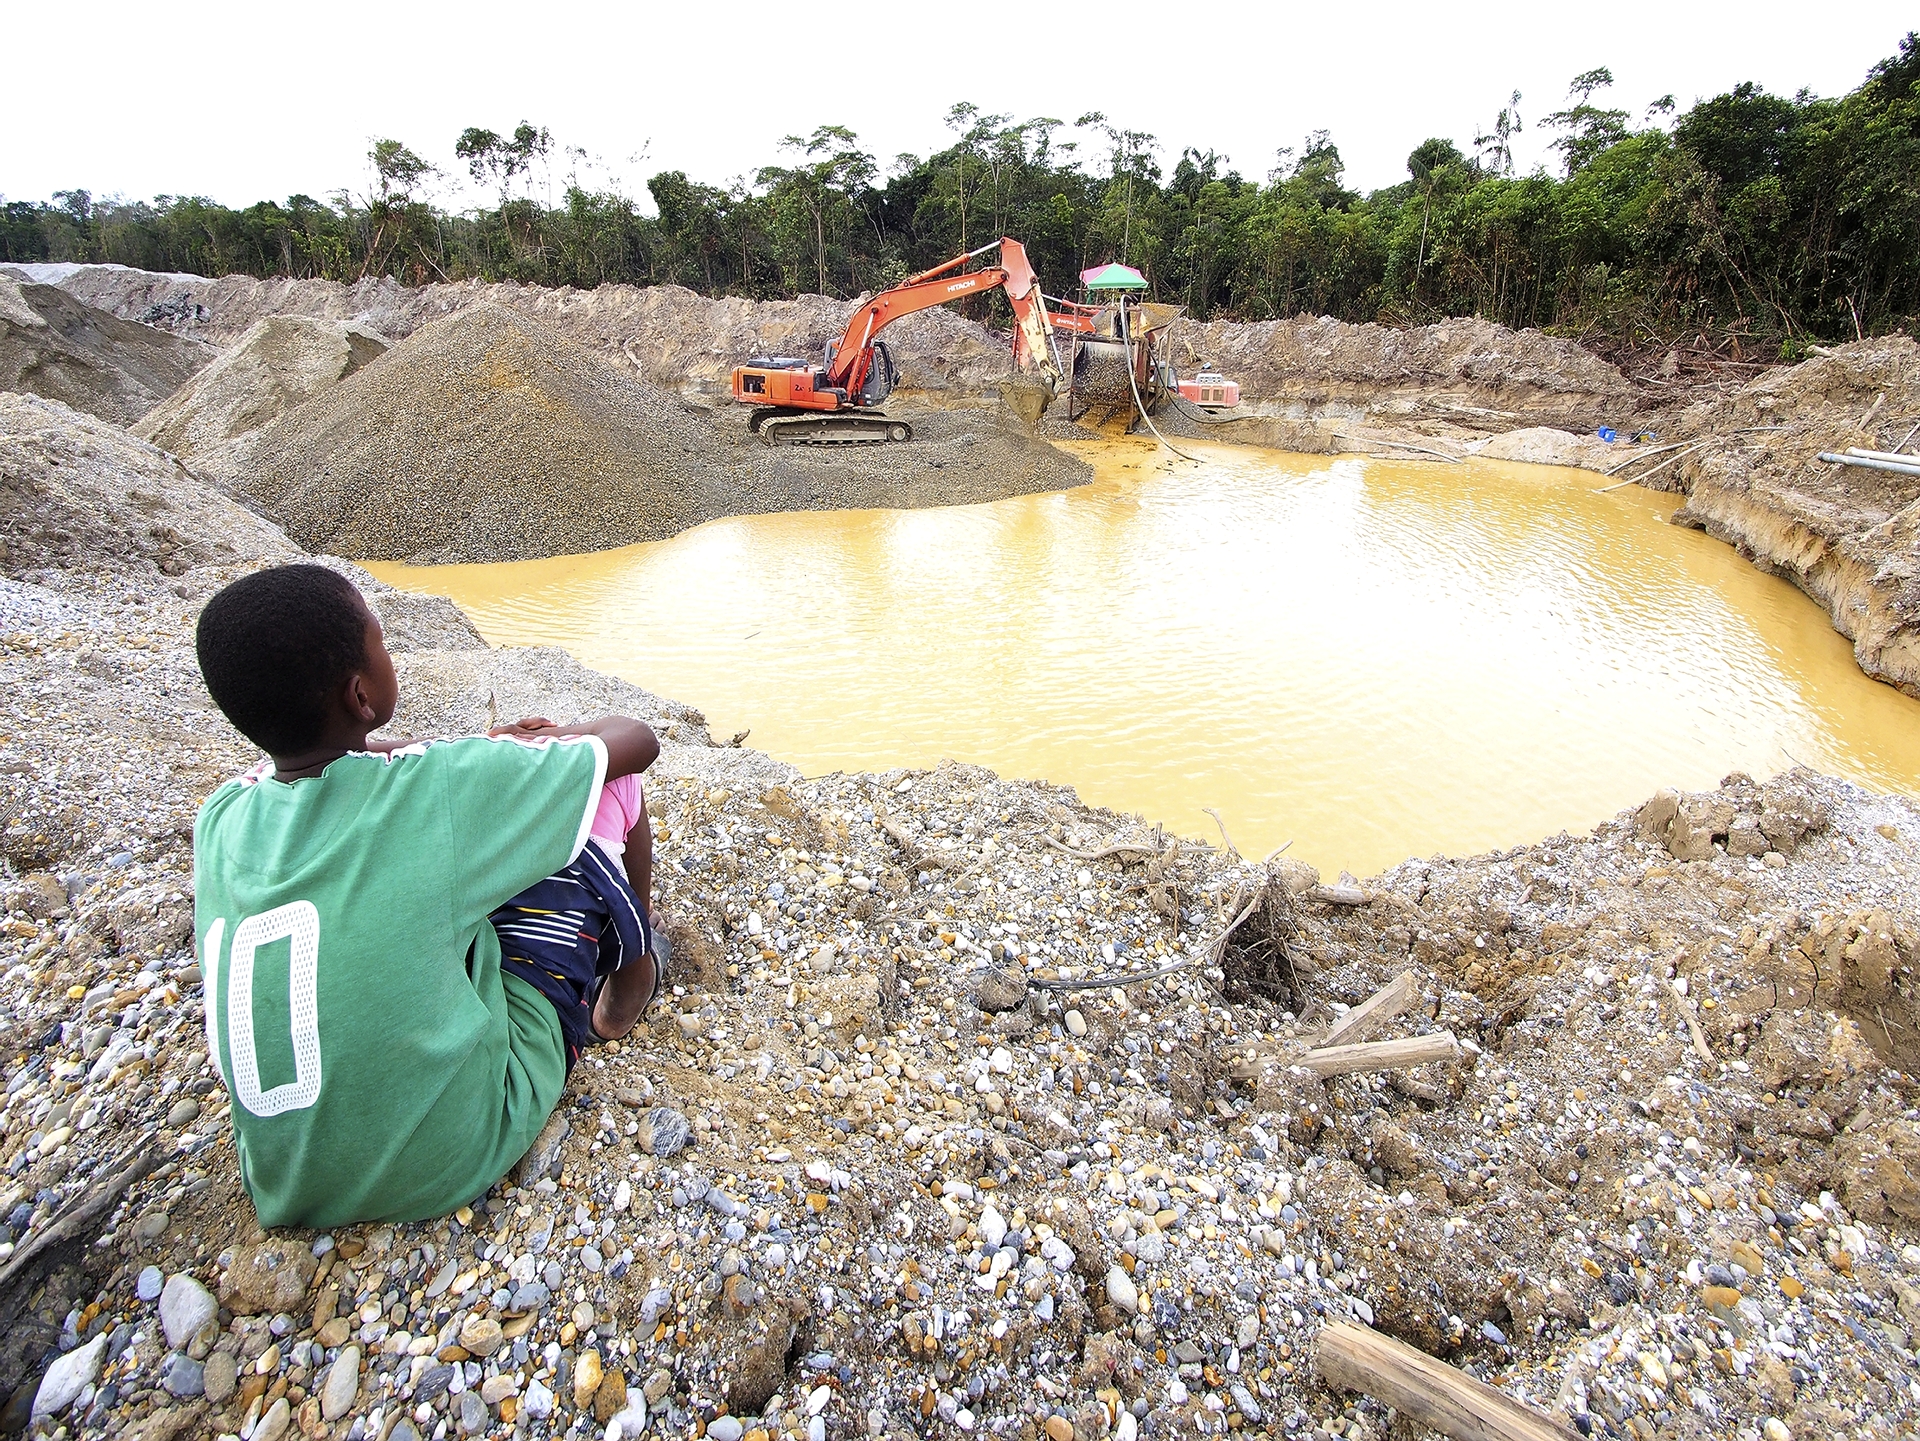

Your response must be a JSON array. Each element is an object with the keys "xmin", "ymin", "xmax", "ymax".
[{"xmin": 3, "ymin": 396, "xmax": 1920, "ymax": 1441}]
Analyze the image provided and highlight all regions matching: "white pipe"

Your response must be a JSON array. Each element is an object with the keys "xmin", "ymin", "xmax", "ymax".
[
  {"xmin": 1820, "ymin": 451, "xmax": 1920, "ymax": 476},
  {"xmin": 1846, "ymin": 447, "xmax": 1920, "ymax": 464}
]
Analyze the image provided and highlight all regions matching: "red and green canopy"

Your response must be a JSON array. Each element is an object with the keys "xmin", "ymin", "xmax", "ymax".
[{"xmin": 1080, "ymin": 262, "xmax": 1148, "ymax": 290}]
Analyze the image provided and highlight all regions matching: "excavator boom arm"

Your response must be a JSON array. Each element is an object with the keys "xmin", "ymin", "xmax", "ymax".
[{"xmin": 826, "ymin": 238, "xmax": 1061, "ymax": 399}]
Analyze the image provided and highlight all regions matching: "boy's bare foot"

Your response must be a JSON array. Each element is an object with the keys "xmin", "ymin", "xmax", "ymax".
[{"xmin": 591, "ymin": 912, "xmax": 667, "ymax": 1041}]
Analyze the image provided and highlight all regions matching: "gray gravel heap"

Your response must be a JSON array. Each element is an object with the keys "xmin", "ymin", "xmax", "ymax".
[
  {"xmin": 235, "ymin": 303, "xmax": 1089, "ymax": 564},
  {"xmin": 0, "ymin": 279, "xmax": 214, "ymax": 429}
]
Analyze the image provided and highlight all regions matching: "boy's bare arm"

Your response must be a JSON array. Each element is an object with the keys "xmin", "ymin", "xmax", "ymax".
[{"xmin": 488, "ymin": 715, "xmax": 659, "ymax": 780}]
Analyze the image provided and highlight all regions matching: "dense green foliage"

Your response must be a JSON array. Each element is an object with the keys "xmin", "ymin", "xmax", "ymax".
[{"xmin": 5, "ymin": 39, "xmax": 1916, "ymax": 350}]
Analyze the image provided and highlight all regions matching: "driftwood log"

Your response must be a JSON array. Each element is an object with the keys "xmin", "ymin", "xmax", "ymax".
[
  {"xmin": 0, "ymin": 1141, "xmax": 158, "ymax": 1305},
  {"xmin": 1316, "ymin": 1321, "xmax": 1581, "ymax": 1441},
  {"xmin": 1319, "ymin": 971, "xmax": 1419, "ymax": 1048},
  {"xmin": 1296, "ymin": 1032, "xmax": 1462, "ymax": 1077},
  {"xmin": 1226, "ymin": 972, "xmax": 1446, "ymax": 1082},
  {"xmin": 1667, "ymin": 981, "xmax": 1714, "ymax": 1061}
]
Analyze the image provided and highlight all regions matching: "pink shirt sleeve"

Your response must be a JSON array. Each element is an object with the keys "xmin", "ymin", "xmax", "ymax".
[{"xmin": 589, "ymin": 773, "xmax": 644, "ymax": 847}]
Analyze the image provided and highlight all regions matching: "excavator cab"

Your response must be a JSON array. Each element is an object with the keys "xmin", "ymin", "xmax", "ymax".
[
  {"xmin": 858, "ymin": 341, "xmax": 898, "ymax": 407},
  {"xmin": 816, "ymin": 339, "xmax": 896, "ymax": 406}
]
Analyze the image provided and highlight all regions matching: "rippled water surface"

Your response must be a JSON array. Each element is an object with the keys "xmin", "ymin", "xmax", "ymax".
[{"xmin": 369, "ymin": 439, "xmax": 1920, "ymax": 877}]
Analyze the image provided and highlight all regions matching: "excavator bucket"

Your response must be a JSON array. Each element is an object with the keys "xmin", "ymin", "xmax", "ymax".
[{"xmin": 1000, "ymin": 376, "xmax": 1054, "ymax": 427}]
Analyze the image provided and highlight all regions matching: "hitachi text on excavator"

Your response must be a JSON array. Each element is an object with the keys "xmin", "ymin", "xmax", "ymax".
[{"xmin": 731, "ymin": 238, "xmax": 1063, "ymax": 445}]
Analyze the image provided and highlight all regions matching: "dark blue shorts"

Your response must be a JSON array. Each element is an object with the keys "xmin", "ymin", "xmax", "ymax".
[{"xmin": 492, "ymin": 840, "xmax": 651, "ymax": 1069}]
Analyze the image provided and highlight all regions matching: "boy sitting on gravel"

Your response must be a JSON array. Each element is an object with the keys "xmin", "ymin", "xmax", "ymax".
[{"xmin": 190, "ymin": 564, "xmax": 667, "ymax": 1227}]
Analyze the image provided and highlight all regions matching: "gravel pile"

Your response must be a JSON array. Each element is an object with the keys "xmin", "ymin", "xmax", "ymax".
[
  {"xmin": 235, "ymin": 305, "xmax": 1088, "ymax": 564},
  {"xmin": 2, "ymin": 397, "xmax": 1918, "ymax": 1441},
  {"xmin": 133, "ymin": 317, "xmax": 388, "ymax": 474},
  {"xmin": 237, "ymin": 304, "xmax": 748, "ymax": 564},
  {"xmin": 0, "ymin": 393, "xmax": 299, "ymax": 578}
]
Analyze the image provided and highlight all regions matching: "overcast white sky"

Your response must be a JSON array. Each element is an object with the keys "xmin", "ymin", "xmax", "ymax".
[{"xmin": 6, "ymin": 3, "xmax": 1913, "ymax": 211}]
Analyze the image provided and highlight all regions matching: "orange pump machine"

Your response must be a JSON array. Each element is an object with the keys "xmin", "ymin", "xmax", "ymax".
[{"xmin": 731, "ymin": 237, "xmax": 1062, "ymax": 444}]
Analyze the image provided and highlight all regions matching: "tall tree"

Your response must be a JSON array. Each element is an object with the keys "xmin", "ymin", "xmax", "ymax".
[
  {"xmin": 1473, "ymin": 92, "xmax": 1524, "ymax": 175},
  {"xmin": 757, "ymin": 126, "xmax": 874, "ymax": 295},
  {"xmin": 1546, "ymin": 69, "xmax": 1631, "ymax": 174}
]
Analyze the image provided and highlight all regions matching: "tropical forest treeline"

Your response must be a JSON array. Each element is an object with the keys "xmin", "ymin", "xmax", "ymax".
[{"xmin": 4, "ymin": 38, "xmax": 1917, "ymax": 354}]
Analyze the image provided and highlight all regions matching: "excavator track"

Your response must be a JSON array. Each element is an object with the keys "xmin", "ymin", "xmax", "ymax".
[{"xmin": 756, "ymin": 410, "xmax": 913, "ymax": 446}]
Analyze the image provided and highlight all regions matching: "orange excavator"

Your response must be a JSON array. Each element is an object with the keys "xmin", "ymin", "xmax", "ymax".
[{"xmin": 731, "ymin": 237, "xmax": 1064, "ymax": 444}]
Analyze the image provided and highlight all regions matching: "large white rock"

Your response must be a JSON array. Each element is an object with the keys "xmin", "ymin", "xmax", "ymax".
[
  {"xmin": 979, "ymin": 1204, "xmax": 1007, "ymax": 1251},
  {"xmin": 159, "ymin": 1272, "xmax": 217, "ymax": 1349},
  {"xmin": 32, "ymin": 1333, "xmax": 107, "ymax": 1419},
  {"xmin": 1105, "ymin": 1263, "xmax": 1140, "ymax": 1315}
]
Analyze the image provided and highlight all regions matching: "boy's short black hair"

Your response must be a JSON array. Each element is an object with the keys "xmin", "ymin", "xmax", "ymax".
[{"xmin": 196, "ymin": 565, "xmax": 370, "ymax": 755}]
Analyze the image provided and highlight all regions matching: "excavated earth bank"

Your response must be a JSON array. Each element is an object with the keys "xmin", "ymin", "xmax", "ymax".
[
  {"xmin": 11, "ymin": 263, "xmax": 1643, "ymax": 437},
  {"xmin": 3, "ymin": 384, "xmax": 1920, "ymax": 1441},
  {"xmin": 1641, "ymin": 338, "xmax": 1920, "ymax": 700},
  {"xmin": 0, "ymin": 277, "xmax": 213, "ymax": 429},
  {"xmin": 1159, "ymin": 314, "xmax": 1639, "ymax": 439}
]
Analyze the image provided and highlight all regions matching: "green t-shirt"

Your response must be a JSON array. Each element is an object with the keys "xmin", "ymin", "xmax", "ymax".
[{"xmin": 192, "ymin": 733, "xmax": 607, "ymax": 1227}]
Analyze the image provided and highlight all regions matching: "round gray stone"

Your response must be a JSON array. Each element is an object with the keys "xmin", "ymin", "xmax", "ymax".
[
  {"xmin": 457, "ymin": 1388, "xmax": 488, "ymax": 1433},
  {"xmin": 321, "ymin": 1345, "xmax": 360, "ymax": 1420},
  {"xmin": 159, "ymin": 1352, "xmax": 204, "ymax": 1398}
]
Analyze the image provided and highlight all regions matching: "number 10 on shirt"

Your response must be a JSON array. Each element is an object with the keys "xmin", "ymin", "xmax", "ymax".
[{"xmin": 201, "ymin": 901, "xmax": 324, "ymax": 1117}]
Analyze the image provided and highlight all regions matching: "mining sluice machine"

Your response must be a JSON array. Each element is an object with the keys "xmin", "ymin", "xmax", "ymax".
[
  {"xmin": 730, "ymin": 238, "xmax": 1064, "ymax": 445},
  {"xmin": 1050, "ymin": 298, "xmax": 1185, "ymax": 426},
  {"xmin": 1047, "ymin": 277, "xmax": 1245, "ymax": 447}
]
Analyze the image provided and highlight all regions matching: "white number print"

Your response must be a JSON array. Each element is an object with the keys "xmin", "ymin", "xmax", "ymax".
[{"xmin": 220, "ymin": 901, "xmax": 324, "ymax": 1116}]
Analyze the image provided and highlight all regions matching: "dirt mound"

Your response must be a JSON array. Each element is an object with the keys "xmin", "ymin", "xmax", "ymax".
[
  {"xmin": 1643, "ymin": 338, "xmax": 1920, "ymax": 697},
  {"xmin": 239, "ymin": 303, "xmax": 1090, "ymax": 563},
  {"xmin": 0, "ymin": 276, "xmax": 214, "ymax": 426},
  {"xmin": 1166, "ymin": 312, "xmax": 1639, "ymax": 429},
  {"xmin": 134, "ymin": 315, "xmax": 386, "ymax": 470},
  {"xmin": 1475, "ymin": 425, "xmax": 1619, "ymax": 470},
  {"xmin": 0, "ymin": 392, "xmax": 297, "ymax": 578}
]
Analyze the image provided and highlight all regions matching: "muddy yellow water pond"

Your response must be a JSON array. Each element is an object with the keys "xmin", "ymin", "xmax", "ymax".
[{"xmin": 370, "ymin": 438, "xmax": 1920, "ymax": 878}]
